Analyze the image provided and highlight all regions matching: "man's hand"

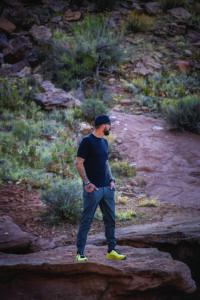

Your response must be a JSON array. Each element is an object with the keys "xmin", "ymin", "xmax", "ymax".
[
  {"xmin": 85, "ymin": 183, "xmax": 98, "ymax": 193},
  {"xmin": 110, "ymin": 180, "xmax": 115, "ymax": 190}
]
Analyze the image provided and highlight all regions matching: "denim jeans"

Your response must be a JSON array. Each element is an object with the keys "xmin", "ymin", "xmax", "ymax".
[{"xmin": 76, "ymin": 185, "xmax": 116, "ymax": 253}]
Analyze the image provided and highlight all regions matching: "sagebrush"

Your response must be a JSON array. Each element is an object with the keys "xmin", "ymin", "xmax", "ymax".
[
  {"xmin": 41, "ymin": 180, "xmax": 82, "ymax": 225},
  {"xmin": 162, "ymin": 96, "xmax": 200, "ymax": 134},
  {"xmin": 40, "ymin": 15, "xmax": 123, "ymax": 90},
  {"xmin": 111, "ymin": 161, "xmax": 136, "ymax": 178},
  {"xmin": 81, "ymin": 98, "xmax": 108, "ymax": 121},
  {"xmin": 124, "ymin": 11, "xmax": 153, "ymax": 33}
]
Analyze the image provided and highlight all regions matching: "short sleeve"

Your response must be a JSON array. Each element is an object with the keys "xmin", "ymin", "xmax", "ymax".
[{"xmin": 77, "ymin": 136, "xmax": 90, "ymax": 159}]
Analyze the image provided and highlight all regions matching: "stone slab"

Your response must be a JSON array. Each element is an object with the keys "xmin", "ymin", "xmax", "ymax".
[
  {"xmin": 0, "ymin": 216, "xmax": 30, "ymax": 253},
  {"xmin": 0, "ymin": 245, "xmax": 196, "ymax": 300}
]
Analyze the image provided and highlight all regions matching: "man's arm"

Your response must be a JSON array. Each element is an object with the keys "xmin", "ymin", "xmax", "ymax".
[
  {"xmin": 75, "ymin": 157, "xmax": 98, "ymax": 192},
  {"xmin": 75, "ymin": 157, "xmax": 89, "ymax": 184},
  {"xmin": 106, "ymin": 161, "xmax": 115, "ymax": 189},
  {"xmin": 106, "ymin": 161, "xmax": 113, "ymax": 181}
]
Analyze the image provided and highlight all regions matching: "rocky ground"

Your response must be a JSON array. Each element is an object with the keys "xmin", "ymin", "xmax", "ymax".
[
  {"xmin": 0, "ymin": 178, "xmax": 196, "ymax": 244},
  {"xmin": 110, "ymin": 110, "xmax": 200, "ymax": 208}
]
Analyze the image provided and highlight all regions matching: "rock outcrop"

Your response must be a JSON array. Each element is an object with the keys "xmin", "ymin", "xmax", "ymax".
[
  {"xmin": 2, "ymin": 8, "xmax": 40, "ymax": 29},
  {"xmin": 144, "ymin": 2, "xmax": 163, "ymax": 15},
  {"xmin": 3, "ymin": 36, "xmax": 32, "ymax": 64},
  {"xmin": 0, "ymin": 17, "xmax": 16, "ymax": 33},
  {"xmin": 133, "ymin": 55, "xmax": 163, "ymax": 76},
  {"xmin": 89, "ymin": 215, "xmax": 200, "ymax": 251},
  {"xmin": 0, "ymin": 245, "xmax": 196, "ymax": 300},
  {"xmin": 88, "ymin": 215, "xmax": 200, "ymax": 294},
  {"xmin": 30, "ymin": 25, "xmax": 52, "ymax": 43},
  {"xmin": 65, "ymin": 9, "xmax": 81, "ymax": 21},
  {"xmin": 168, "ymin": 7, "xmax": 192, "ymax": 20},
  {"xmin": 0, "ymin": 216, "xmax": 30, "ymax": 253},
  {"xmin": 34, "ymin": 80, "xmax": 81, "ymax": 110}
]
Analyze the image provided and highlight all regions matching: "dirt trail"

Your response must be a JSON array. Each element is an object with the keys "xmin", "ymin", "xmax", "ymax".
[{"xmin": 110, "ymin": 111, "xmax": 200, "ymax": 208}]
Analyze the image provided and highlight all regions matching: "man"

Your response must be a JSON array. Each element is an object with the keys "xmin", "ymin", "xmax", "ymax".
[{"xmin": 75, "ymin": 114, "xmax": 126, "ymax": 261}]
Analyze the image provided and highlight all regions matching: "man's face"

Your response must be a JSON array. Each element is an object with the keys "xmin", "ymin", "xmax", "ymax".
[{"xmin": 103, "ymin": 124, "xmax": 111, "ymax": 136}]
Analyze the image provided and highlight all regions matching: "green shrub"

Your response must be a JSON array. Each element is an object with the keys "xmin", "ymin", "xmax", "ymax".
[
  {"xmin": 12, "ymin": 119, "xmax": 39, "ymax": 145},
  {"xmin": 92, "ymin": 82, "xmax": 113, "ymax": 107},
  {"xmin": 0, "ymin": 77, "xmax": 40, "ymax": 112},
  {"xmin": 73, "ymin": 15, "xmax": 123, "ymax": 74},
  {"xmin": 159, "ymin": 0, "xmax": 184, "ymax": 10},
  {"xmin": 40, "ymin": 15, "xmax": 123, "ymax": 90},
  {"xmin": 125, "ymin": 11, "xmax": 153, "ymax": 33},
  {"xmin": 148, "ymin": 72, "xmax": 200, "ymax": 98},
  {"xmin": 123, "ymin": 83, "xmax": 140, "ymax": 94},
  {"xmin": 0, "ymin": 105, "xmax": 78, "ymax": 186},
  {"xmin": 162, "ymin": 96, "xmax": 200, "ymax": 134},
  {"xmin": 116, "ymin": 210, "xmax": 137, "ymax": 221},
  {"xmin": 81, "ymin": 98, "xmax": 108, "ymax": 121},
  {"xmin": 111, "ymin": 161, "xmax": 136, "ymax": 178},
  {"xmin": 0, "ymin": 160, "xmax": 13, "ymax": 181},
  {"xmin": 73, "ymin": 108, "xmax": 83, "ymax": 120},
  {"xmin": 136, "ymin": 95, "xmax": 160, "ymax": 110},
  {"xmin": 41, "ymin": 180, "xmax": 82, "ymax": 225},
  {"xmin": 132, "ymin": 78, "xmax": 147, "ymax": 90}
]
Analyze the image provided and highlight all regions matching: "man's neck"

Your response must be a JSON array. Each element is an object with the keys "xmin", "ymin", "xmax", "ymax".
[{"xmin": 93, "ymin": 130, "xmax": 103, "ymax": 138}]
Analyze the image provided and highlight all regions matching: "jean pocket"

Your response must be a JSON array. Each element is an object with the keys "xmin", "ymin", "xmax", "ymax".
[{"xmin": 83, "ymin": 189, "xmax": 95, "ymax": 196}]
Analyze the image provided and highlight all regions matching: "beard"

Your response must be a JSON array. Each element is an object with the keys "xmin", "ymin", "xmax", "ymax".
[{"xmin": 103, "ymin": 128, "xmax": 110, "ymax": 136}]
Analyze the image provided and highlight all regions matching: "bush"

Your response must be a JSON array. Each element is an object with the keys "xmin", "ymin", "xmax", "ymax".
[
  {"xmin": 41, "ymin": 180, "xmax": 82, "ymax": 225},
  {"xmin": 73, "ymin": 15, "xmax": 123, "ymax": 75},
  {"xmin": 0, "ymin": 77, "xmax": 40, "ymax": 112},
  {"xmin": 40, "ymin": 15, "xmax": 123, "ymax": 90},
  {"xmin": 116, "ymin": 210, "xmax": 137, "ymax": 221},
  {"xmin": 125, "ymin": 11, "xmax": 153, "ymax": 33},
  {"xmin": 92, "ymin": 82, "xmax": 113, "ymax": 107},
  {"xmin": 162, "ymin": 96, "xmax": 200, "ymax": 134},
  {"xmin": 132, "ymin": 78, "xmax": 147, "ymax": 90},
  {"xmin": 0, "ymin": 104, "xmax": 79, "ymax": 186},
  {"xmin": 148, "ymin": 72, "xmax": 200, "ymax": 98},
  {"xmin": 111, "ymin": 161, "xmax": 136, "ymax": 178},
  {"xmin": 123, "ymin": 83, "xmax": 140, "ymax": 94},
  {"xmin": 12, "ymin": 119, "xmax": 39, "ymax": 145},
  {"xmin": 81, "ymin": 98, "xmax": 108, "ymax": 121}
]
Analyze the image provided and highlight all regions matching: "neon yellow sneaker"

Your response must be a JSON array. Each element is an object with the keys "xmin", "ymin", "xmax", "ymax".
[
  {"xmin": 76, "ymin": 252, "xmax": 88, "ymax": 262},
  {"xmin": 107, "ymin": 249, "xmax": 126, "ymax": 260}
]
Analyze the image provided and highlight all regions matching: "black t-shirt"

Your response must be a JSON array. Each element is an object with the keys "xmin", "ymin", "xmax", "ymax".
[{"xmin": 77, "ymin": 134, "xmax": 110, "ymax": 187}]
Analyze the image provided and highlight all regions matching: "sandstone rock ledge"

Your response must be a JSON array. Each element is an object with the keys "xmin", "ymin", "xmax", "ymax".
[
  {"xmin": 0, "ymin": 216, "xmax": 30, "ymax": 253},
  {"xmin": 0, "ymin": 245, "xmax": 196, "ymax": 300}
]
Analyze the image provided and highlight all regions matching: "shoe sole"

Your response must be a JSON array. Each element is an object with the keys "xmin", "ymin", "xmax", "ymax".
[
  {"xmin": 76, "ymin": 258, "xmax": 88, "ymax": 262},
  {"xmin": 107, "ymin": 256, "xmax": 127, "ymax": 260}
]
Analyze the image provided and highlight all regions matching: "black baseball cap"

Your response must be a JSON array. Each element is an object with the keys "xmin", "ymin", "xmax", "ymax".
[{"xmin": 94, "ymin": 114, "xmax": 111, "ymax": 126}]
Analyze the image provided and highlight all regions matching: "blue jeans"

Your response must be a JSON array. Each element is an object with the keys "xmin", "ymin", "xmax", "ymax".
[{"xmin": 76, "ymin": 186, "xmax": 116, "ymax": 253}]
